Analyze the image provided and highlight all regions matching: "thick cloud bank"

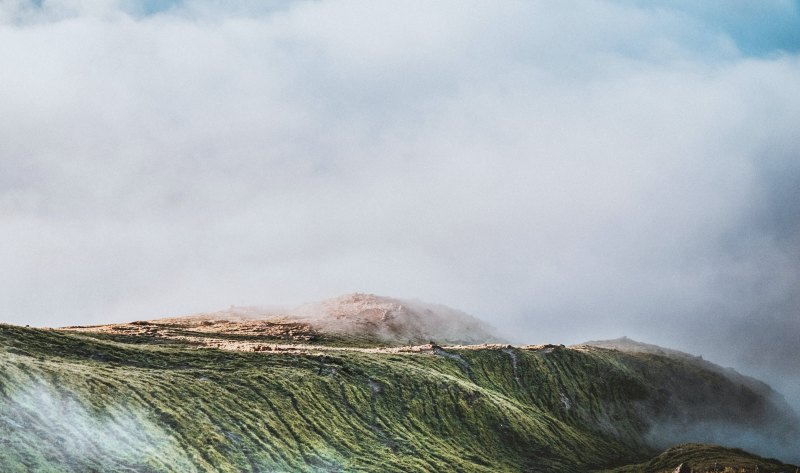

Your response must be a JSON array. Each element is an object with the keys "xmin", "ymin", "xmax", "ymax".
[{"xmin": 1, "ymin": 1, "xmax": 799, "ymax": 406}]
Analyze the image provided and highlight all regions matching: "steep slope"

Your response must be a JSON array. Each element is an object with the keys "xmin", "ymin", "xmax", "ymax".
[
  {"xmin": 1, "ymin": 322, "xmax": 798, "ymax": 472},
  {"xmin": 582, "ymin": 338, "xmax": 800, "ymax": 462}
]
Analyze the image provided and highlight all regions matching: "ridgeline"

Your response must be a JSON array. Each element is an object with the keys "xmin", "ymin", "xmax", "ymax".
[{"xmin": 1, "ymin": 295, "xmax": 797, "ymax": 472}]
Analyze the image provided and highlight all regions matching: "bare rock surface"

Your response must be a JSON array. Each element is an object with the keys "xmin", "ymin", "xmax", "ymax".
[{"xmin": 62, "ymin": 293, "xmax": 500, "ymax": 346}]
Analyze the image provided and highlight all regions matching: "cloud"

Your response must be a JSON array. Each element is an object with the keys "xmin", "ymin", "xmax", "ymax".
[{"xmin": 1, "ymin": 0, "xmax": 799, "ymax": 407}]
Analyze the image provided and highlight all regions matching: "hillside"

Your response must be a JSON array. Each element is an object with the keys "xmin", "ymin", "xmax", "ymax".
[
  {"xmin": 605, "ymin": 444, "xmax": 798, "ymax": 473},
  {"xmin": 1, "ymin": 296, "xmax": 798, "ymax": 472}
]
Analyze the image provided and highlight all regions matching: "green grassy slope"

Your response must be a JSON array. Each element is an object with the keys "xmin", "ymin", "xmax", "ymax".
[
  {"xmin": 0, "ymin": 325, "xmax": 797, "ymax": 472},
  {"xmin": 602, "ymin": 443, "xmax": 798, "ymax": 473}
]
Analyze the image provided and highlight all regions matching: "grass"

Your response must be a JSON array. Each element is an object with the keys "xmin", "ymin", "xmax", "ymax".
[{"xmin": 0, "ymin": 325, "xmax": 797, "ymax": 472}]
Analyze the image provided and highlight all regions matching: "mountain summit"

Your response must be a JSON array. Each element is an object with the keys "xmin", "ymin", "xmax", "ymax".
[
  {"xmin": 292, "ymin": 293, "xmax": 500, "ymax": 345},
  {"xmin": 64, "ymin": 293, "xmax": 500, "ymax": 347}
]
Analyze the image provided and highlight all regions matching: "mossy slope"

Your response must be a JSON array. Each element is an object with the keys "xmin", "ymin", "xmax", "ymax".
[{"xmin": 0, "ymin": 325, "xmax": 796, "ymax": 472}]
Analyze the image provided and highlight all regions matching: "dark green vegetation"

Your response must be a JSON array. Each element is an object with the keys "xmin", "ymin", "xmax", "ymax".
[
  {"xmin": 605, "ymin": 444, "xmax": 798, "ymax": 473},
  {"xmin": 0, "ymin": 324, "xmax": 797, "ymax": 472}
]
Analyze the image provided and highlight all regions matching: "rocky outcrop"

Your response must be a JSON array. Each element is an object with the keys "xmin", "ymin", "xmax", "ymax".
[{"xmin": 293, "ymin": 293, "xmax": 500, "ymax": 344}]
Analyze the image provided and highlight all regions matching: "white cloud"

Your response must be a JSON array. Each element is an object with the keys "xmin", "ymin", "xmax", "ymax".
[{"xmin": 1, "ymin": 0, "xmax": 799, "ymax": 405}]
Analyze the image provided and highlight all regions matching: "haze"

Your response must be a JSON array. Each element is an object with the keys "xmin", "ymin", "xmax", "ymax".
[{"xmin": 1, "ymin": 1, "xmax": 799, "ymax": 407}]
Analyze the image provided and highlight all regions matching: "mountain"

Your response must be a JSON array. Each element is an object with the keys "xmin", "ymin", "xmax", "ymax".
[
  {"xmin": 1, "ymin": 295, "xmax": 798, "ymax": 472},
  {"xmin": 579, "ymin": 337, "xmax": 800, "ymax": 465},
  {"xmin": 62, "ymin": 293, "xmax": 501, "ymax": 348},
  {"xmin": 292, "ymin": 293, "xmax": 501, "ymax": 345}
]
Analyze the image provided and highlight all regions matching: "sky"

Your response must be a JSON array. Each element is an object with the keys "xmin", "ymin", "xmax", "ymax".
[{"xmin": 1, "ymin": 1, "xmax": 799, "ymax": 405}]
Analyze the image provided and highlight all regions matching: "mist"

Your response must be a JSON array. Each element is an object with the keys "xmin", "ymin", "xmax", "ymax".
[
  {"xmin": 647, "ymin": 420, "xmax": 800, "ymax": 465},
  {"xmin": 0, "ymin": 372, "xmax": 194, "ymax": 470},
  {"xmin": 1, "ymin": 1, "xmax": 799, "ymax": 412}
]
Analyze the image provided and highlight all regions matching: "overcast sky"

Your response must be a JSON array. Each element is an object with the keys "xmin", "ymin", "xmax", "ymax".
[{"xmin": 1, "ymin": 0, "xmax": 799, "ymax": 404}]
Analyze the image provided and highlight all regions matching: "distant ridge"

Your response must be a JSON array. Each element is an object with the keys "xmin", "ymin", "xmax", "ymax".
[
  {"xmin": 579, "ymin": 336, "xmax": 797, "ymax": 431},
  {"xmin": 580, "ymin": 336, "xmax": 694, "ymax": 358},
  {"xmin": 579, "ymin": 336, "xmax": 772, "ymax": 388}
]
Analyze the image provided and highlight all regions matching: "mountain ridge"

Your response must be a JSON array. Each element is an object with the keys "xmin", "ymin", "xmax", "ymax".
[{"xmin": 2, "ymin": 294, "xmax": 799, "ymax": 471}]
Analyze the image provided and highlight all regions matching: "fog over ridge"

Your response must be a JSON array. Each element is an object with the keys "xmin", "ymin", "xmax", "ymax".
[{"xmin": 1, "ymin": 0, "xmax": 799, "ymax": 410}]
